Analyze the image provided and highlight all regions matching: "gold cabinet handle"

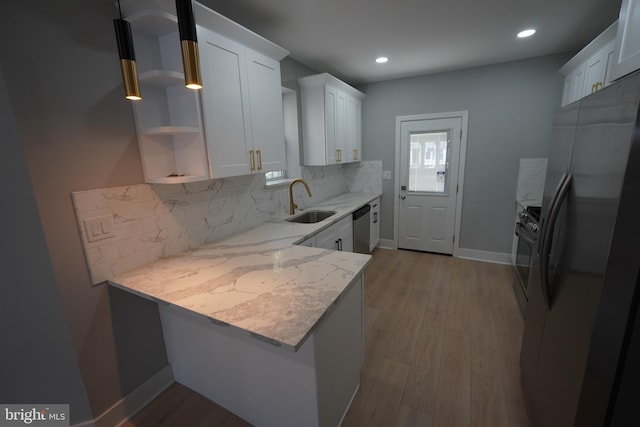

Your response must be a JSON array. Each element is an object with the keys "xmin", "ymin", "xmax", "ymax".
[
  {"xmin": 353, "ymin": 149, "xmax": 358, "ymax": 161},
  {"xmin": 256, "ymin": 149, "xmax": 262, "ymax": 171},
  {"xmin": 249, "ymin": 150, "xmax": 255, "ymax": 172},
  {"xmin": 592, "ymin": 82, "xmax": 604, "ymax": 93},
  {"xmin": 336, "ymin": 149, "xmax": 342, "ymax": 162}
]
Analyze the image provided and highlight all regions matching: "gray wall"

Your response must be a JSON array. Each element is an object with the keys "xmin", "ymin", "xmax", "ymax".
[
  {"xmin": 281, "ymin": 57, "xmax": 318, "ymax": 89},
  {"xmin": 358, "ymin": 54, "xmax": 569, "ymax": 254},
  {"xmin": 281, "ymin": 57, "xmax": 320, "ymax": 168},
  {"xmin": 0, "ymin": 68, "xmax": 93, "ymax": 424},
  {"xmin": 0, "ymin": 0, "xmax": 167, "ymax": 419}
]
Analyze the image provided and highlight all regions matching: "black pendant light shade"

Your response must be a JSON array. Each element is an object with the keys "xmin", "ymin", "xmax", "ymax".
[
  {"xmin": 176, "ymin": 0, "xmax": 203, "ymax": 90},
  {"xmin": 114, "ymin": 17, "xmax": 141, "ymax": 101}
]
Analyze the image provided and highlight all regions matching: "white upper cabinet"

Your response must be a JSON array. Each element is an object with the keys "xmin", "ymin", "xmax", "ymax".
[
  {"xmin": 562, "ymin": 0, "xmax": 640, "ymax": 104},
  {"xmin": 245, "ymin": 50, "xmax": 287, "ymax": 173},
  {"xmin": 298, "ymin": 73, "xmax": 365, "ymax": 166},
  {"xmin": 314, "ymin": 215, "xmax": 353, "ymax": 252},
  {"xmin": 122, "ymin": 0, "xmax": 288, "ymax": 183},
  {"xmin": 611, "ymin": 0, "xmax": 640, "ymax": 81},
  {"xmin": 198, "ymin": 30, "xmax": 251, "ymax": 178},
  {"xmin": 198, "ymin": 28, "xmax": 286, "ymax": 178},
  {"xmin": 560, "ymin": 22, "xmax": 617, "ymax": 106},
  {"xmin": 346, "ymin": 96, "xmax": 362, "ymax": 162}
]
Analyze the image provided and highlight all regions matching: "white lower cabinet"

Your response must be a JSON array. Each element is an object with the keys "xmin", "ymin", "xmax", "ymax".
[
  {"xmin": 158, "ymin": 275, "xmax": 363, "ymax": 427},
  {"xmin": 123, "ymin": 2, "xmax": 288, "ymax": 183},
  {"xmin": 337, "ymin": 216, "xmax": 354, "ymax": 252},
  {"xmin": 299, "ymin": 215, "xmax": 354, "ymax": 252}
]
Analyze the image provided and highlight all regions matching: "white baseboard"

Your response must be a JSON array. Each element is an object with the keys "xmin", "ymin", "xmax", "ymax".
[
  {"xmin": 72, "ymin": 365, "xmax": 174, "ymax": 427},
  {"xmin": 455, "ymin": 248, "xmax": 512, "ymax": 264},
  {"xmin": 377, "ymin": 238, "xmax": 396, "ymax": 250},
  {"xmin": 375, "ymin": 240, "xmax": 510, "ymax": 265}
]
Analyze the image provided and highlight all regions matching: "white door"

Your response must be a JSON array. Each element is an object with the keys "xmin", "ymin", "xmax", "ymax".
[{"xmin": 398, "ymin": 117, "xmax": 462, "ymax": 254}]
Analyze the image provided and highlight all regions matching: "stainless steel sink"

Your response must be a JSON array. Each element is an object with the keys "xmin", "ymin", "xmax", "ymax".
[{"xmin": 286, "ymin": 210, "xmax": 336, "ymax": 224}]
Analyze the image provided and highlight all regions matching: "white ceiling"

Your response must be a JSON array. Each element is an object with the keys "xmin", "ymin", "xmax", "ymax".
[{"xmin": 198, "ymin": 0, "xmax": 622, "ymax": 84}]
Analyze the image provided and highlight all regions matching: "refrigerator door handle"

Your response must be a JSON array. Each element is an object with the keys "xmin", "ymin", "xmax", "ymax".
[
  {"xmin": 540, "ymin": 172, "xmax": 572, "ymax": 309},
  {"xmin": 517, "ymin": 223, "xmax": 536, "ymax": 245}
]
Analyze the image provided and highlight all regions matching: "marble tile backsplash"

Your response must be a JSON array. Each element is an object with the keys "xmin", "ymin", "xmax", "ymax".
[
  {"xmin": 516, "ymin": 158, "xmax": 548, "ymax": 205},
  {"xmin": 72, "ymin": 161, "xmax": 382, "ymax": 285}
]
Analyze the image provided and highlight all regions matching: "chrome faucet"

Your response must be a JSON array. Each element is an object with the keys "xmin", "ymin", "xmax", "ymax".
[{"xmin": 289, "ymin": 178, "xmax": 312, "ymax": 215}]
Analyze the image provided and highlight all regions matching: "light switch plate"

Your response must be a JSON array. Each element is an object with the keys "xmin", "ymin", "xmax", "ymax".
[
  {"xmin": 84, "ymin": 215, "xmax": 115, "ymax": 243},
  {"xmin": 383, "ymin": 170, "xmax": 392, "ymax": 180}
]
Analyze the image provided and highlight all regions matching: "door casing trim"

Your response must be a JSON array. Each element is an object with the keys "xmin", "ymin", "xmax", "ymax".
[{"xmin": 393, "ymin": 111, "xmax": 468, "ymax": 257}]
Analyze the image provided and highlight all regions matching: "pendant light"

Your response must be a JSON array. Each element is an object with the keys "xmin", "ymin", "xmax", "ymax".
[
  {"xmin": 176, "ymin": 0, "xmax": 203, "ymax": 90},
  {"xmin": 113, "ymin": 0, "xmax": 141, "ymax": 101}
]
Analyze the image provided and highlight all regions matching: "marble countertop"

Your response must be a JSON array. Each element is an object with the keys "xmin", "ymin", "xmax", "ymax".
[{"xmin": 108, "ymin": 192, "xmax": 381, "ymax": 351}]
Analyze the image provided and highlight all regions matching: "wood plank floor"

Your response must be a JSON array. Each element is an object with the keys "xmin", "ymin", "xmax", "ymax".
[{"xmin": 123, "ymin": 249, "xmax": 529, "ymax": 427}]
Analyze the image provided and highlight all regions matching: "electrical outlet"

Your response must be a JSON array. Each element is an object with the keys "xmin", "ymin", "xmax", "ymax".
[
  {"xmin": 383, "ymin": 170, "xmax": 392, "ymax": 180},
  {"xmin": 84, "ymin": 215, "xmax": 115, "ymax": 243}
]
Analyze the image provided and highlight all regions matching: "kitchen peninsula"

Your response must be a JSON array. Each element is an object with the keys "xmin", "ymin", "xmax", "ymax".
[{"xmin": 106, "ymin": 193, "xmax": 378, "ymax": 427}]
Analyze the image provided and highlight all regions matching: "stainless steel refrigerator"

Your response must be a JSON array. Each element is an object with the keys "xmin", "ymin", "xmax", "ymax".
[{"xmin": 520, "ymin": 69, "xmax": 640, "ymax": 426}]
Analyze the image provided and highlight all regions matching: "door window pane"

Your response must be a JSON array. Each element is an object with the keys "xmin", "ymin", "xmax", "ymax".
[{"xmin": 408, "ymin": 131, "xmax": 449, "ymax": 193}]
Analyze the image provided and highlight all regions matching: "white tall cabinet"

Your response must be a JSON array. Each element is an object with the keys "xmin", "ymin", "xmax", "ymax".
[
  {"xmin": 296, "ymin": 215, "xmax": 354, "ymax": 253},
  {"xmin": 298, "ymin": 73, "xmax": 365, "ymax": 166},
  {"xmin": 122, "ymin": 1, "xmax": 288, "ymax": 183}
]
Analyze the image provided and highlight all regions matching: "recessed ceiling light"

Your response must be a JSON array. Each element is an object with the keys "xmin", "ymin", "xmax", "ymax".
[
  {"xmin": 376, "ymin": 57, "xmax": 389, "ymax": 64},
  {"xmin": 517, "ymin": 29, "xmax": 536, "ymax": 38}
]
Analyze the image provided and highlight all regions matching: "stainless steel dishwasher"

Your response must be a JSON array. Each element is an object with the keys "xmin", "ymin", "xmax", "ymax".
[{"xmin": 352, "ymin": 204, "xmax": 371, "ymax": 254}]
